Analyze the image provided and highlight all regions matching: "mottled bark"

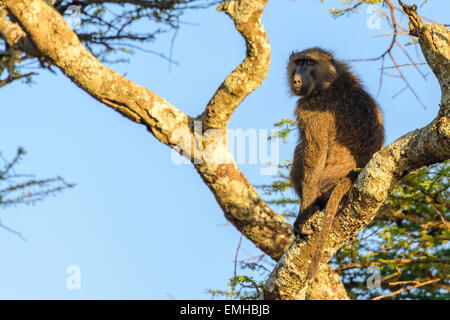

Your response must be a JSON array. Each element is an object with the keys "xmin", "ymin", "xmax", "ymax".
[
  {"xmin": 263, "ymin": 4, "xmax": 450, "ymax": 300},
  {"xmin": 0, "ymin": 6, "xmax": 41, "ymax": 57},
  {"xmin": 306, "ymin": 264, "xmax": 350, "ymax": 300},
  {"xmin": 0, "ymin": 0, "xmax": 352, "ymax": 299}
]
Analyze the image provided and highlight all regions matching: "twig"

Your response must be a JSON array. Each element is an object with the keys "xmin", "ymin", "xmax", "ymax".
[
  {"xmin": 380, "ymin": 62, "xmax": 426, "ymax": 69},
  {"xmin": 234, "ymin": 234, "xmax": 243, "ymax": 279},
  {"xmin": 388, "ymin": 52, "xmax": 427, "ymax": 108},
  {"xmin": 0, "ymin": 219, "xmax": 27, "ymax": 241},
  {"xmin": 372, "ymin": 278, "xmax": 442, "ymax": 300}
]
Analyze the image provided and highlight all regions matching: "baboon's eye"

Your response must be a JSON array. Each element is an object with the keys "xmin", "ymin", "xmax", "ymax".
[
  {"xmin": 306, "ymin": 60, "xmax": 316, "ymax": 65},
  {"xmin": 294, "ymin": 59, "xmax": 303, "ymax": 66}
]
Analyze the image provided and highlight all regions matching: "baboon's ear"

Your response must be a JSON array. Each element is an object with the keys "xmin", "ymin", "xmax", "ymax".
[{"xmin": 327, "ymin": 53, "xmax": 335, "ymax": 64}]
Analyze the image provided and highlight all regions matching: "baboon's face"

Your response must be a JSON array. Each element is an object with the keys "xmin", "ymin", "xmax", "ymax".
[{"xmin": 288, "ymin": 49, "xmax": 338, "ymax": 97}]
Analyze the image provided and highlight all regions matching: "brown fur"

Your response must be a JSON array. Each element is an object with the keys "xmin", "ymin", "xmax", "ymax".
[{"xmin": 288, "ymin": 48, "xmax": 384, "ymax": 279}]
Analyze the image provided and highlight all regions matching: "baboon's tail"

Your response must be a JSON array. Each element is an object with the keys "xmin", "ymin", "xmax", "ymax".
[{"xmin": 307, "ymin": 175, "xmax": 353, "ymax": 281}]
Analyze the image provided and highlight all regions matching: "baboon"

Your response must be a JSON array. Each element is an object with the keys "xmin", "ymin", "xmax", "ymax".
[{"xmin": 288, "ymin": 47, "xmax": 384, "ymax": 279}]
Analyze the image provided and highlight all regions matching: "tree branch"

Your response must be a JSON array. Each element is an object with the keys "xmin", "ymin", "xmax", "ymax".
[
  {"xmin": 0, "ymin": 6, "xmax": 42, "ymax": 57},
  {"xmin": 2, "ymin": 1, "xmax": 191, "ymax": 149},
  {"xmin": 197, "ymin": 0, "xmax": 271, "ymax": 130}
]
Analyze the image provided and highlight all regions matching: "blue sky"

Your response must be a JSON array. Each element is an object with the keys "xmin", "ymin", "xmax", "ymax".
[{"xmin": 0, "ymin": 0, "xmax": 448, "ymax": 299}]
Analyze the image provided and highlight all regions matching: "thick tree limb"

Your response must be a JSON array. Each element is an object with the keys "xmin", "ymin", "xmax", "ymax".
[
  {"xmin": 1, "ymin": 2, "xmax": 190, "ymax": 148},
  {"xmin": 263, "ymin": 4, "xmax": 450, "ymax": 300},
  {"xmin": 0, "ymin": 6, "xmax": 41, "ymax": 57}
]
